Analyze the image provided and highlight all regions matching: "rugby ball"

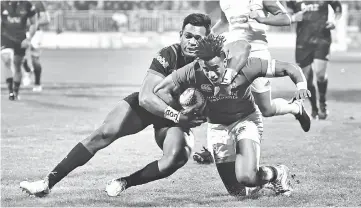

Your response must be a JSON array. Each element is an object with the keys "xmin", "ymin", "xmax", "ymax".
[{"xmin": 179, "ymin": 88, "xmax": 207, "ymax": 114}]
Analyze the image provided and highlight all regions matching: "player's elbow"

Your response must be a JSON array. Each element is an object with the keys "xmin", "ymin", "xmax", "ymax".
[{"xmin": 138, "ymin": 89, "xmax": 153, "ymax": 109}]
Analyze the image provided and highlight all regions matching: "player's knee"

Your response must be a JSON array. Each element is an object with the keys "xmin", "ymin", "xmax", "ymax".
[
  {"xmin": 100, "ymin": 123, "xmax": 119, "ymax": 140},
  {"xmin": 316, "ymin": 74, "xmax": 327, "ymax": 82},
  {"xmin": 163, "ymin": 149, "xmax": 189, "ymax": 170}
]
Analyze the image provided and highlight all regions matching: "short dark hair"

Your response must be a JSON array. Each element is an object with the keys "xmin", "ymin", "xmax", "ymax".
[
  {"xmin": 195, "ymin": 34, "xmax": 225, "ymax": 61},
  {"xmin": 182, "ymin": 13, "xmax": 212, "ymax": 35}
]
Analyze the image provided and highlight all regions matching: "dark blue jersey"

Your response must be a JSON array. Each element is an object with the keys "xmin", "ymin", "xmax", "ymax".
[
  {"xmin": 287, "ymin": 0, "xmax": 342, "ymax": 46},
  {"xmin": 1, "ymin": 1, "xmax": 36, "ymax": 42}
]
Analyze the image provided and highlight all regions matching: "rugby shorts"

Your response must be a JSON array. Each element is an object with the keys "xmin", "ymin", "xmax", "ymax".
[
  {"xmin": 1, "ymin": 36, "xmax": 26, "ymax": 56},
  {"xmin": 249, "ymin": 49, "xmax": 272, "ymax": 93},
  {"xmin": 123, "ymin": 92, "xmax": 177, "ymax": 129},
  {"xmin": 206, "ymin": 110, "xmax": 263, "ymax": 164},
  {"xmin": 296, "ymin": 41, "xmax": 331, "ymax": 68}
]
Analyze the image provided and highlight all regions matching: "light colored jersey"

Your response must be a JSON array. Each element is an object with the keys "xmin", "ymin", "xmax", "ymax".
[{"xmin": 220, "ymin": 0, "xmax": 287, "ymax": 51}]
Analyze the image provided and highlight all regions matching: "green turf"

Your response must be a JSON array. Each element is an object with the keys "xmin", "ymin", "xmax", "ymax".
[{"xmin": 1, "ymin": 48, "xmax": 361, "ymax": 207}]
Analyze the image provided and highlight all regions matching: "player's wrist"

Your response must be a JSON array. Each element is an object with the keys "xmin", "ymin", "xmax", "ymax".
[
  {"xmin": 296, "ymin": 82, "xmax": 307, "ymax": 90},
  {"xmin": 164, "ymin": 106, "xmax": 180, "ymax": 123},
  {"xmin": 222, "ymin": 68, "xmax": 237, "ymax": 84}
]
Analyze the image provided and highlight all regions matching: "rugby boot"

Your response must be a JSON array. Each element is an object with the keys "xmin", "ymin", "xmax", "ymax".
[
  {"xmin": 318, "ymin": 102, "xmax": 329, "ymax": 120},
  {"xmin": 294, "ymin": 100, "xmax": 311, "ymax": 132},
  {"xmin": 33, "ymin": 85, "xmax": 43, "ymax": 92},
  {"xmin": 193, "ymin": 147, "xmax": 214, "ymax": 164},
  {"xmin": 271, "ymin": 165, "xmax": 293, "ymax": 196},
  {"xmin": 20, "ymin": 177, "xmax": 50, "ymax": 197},
  {"xmin": 311, "ymin": 108, "xmax": 319, "ymax": 120},
  {"xmin": 106, "ymin": 178, "xmax": 128, "ymax": 197},
  {"xmin": 9, "ymin": 93, "xmax": 15, "ymax": 101}
]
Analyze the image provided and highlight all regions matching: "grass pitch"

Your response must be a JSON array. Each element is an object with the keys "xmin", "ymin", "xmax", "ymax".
[{"xmin": 1, "ymin": 48, "xmax": 361, "ymax": 207}]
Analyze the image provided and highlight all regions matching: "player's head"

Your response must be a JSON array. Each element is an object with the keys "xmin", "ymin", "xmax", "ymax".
[
  {"xmin": 180, "ymin": 13, "xmax": 212, "ymax": 57},
  {"xmin": 195, "ymin": 34, "xmax": 227, "ymax": 84}
]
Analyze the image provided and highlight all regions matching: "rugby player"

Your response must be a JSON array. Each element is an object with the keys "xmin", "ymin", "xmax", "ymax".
[
  {"xmin": 287, "ymin": 0, "xmax": 342, "ymax": 119},
  {"xmin": 1, "ymin": 1, "xmax": 38, "ymax": 100},
  {"xmin": 22, "ymin": 1, "xmax": 50, "ymax": 92},
  {"xmin": 154, "ymin": 35, "xmax": 310, "ymax": 196},
  {"xmin": 19, "ymin": 13, "xmax": 209, "ymax": 197},
  {"xmin": 210, "ymin": 0, "xmax": 309, "ymax": 125}
]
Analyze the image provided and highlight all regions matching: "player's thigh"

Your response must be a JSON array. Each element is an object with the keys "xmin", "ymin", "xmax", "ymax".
[
  {"xmin": 207, "ymin": 123, "xmax": 236, "ymax": 164},
  {"xmin": 249, "ymin": 50, "xmax": 272, "ymax": 108},
  {"xmin": 155, "ymin": 126, "xmax": 194, "ymax": 155},
  {"xmin": 103, "ymin": 93, "xmax": 150, "ymax": 138},
  {"xmin": 1, "ymin": 48, "xmax": 14, "ymax": 66},
  {"xmin": 296, "ymin": 46, "xmax": 314, "ymax": 69},
  {"xmin": 313, "ymin": 43, "xmax": 330, "ymax": 79}
]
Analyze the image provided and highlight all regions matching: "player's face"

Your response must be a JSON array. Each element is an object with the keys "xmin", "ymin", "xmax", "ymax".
[
  {"xmin": 199, "ymin": 56, "xmax": 226, "ymax": 84},
  {"xmin": 180, "ymin": 24, "xmax": 207, "ymax": 57}
]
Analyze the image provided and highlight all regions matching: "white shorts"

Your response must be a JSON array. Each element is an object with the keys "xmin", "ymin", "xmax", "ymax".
[
  {"xmin": 207, "ymin": 110, "xmax": 263, "ymax": 164},
  {"xmin": 249, "ymin": 49, "xmax": 272, "ymax": 93},
  {"xmin": 27, "ymin": 30, "xmax": 44, "ymax": 57}
]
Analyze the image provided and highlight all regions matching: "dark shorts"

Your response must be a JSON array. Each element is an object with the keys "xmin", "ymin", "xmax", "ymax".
[
  {"xmin": 123, "ymin": 92, "xmax": 176, "ymax": 130},
  {"xmin": 295, "ymin": 41, "xmax": 330, "ymax": 68},
  {"xmin": 1, "ymin": 36, "xmax": 26, "ymax": 56}
]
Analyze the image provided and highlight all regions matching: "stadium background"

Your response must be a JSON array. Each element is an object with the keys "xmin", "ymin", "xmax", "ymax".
[
  {"xmin": 39, "ymin": 1, "xmax": 361, "ymax": 50},
  {"xmin": 2, "ymin": 1, "xmax": 361, "ymax": 207}
]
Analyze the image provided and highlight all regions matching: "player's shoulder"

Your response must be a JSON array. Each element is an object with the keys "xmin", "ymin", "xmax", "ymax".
[
  {"xmin": 33, "ymin": 1, "xmax": 46, "ymax": 12},
  {"xmin": 156, "ymin": 43, "xmax": 181, "ymax": 67}
]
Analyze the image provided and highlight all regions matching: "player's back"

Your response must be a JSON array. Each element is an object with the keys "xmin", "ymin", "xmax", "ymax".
[{"xmin": 220, "ymin": 0, "xmax": 268, "ymax": 49}]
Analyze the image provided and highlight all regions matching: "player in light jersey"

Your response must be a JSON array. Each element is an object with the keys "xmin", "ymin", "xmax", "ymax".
[
  {"xmin": 154, "ymin": 35, "xmax": 310, "ymax": 196},
  {"xmin": 22, "ymin": 1, "xmax": 50, "ymax": 92},
  {"xmin": 211, "ymin": 0, "xmax": 309, "ymax": 127}
]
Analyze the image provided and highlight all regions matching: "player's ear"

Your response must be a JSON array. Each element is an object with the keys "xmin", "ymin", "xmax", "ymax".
[{"xmin": 179, "ymin": 30, "xmax": 183, "ymax": 38}]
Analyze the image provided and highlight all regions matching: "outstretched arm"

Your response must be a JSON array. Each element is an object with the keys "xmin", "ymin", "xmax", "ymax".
[
  {"xmin": 250, "ymin": 0, "xmax": 292, "ymax": 26},
  {"xmin": 243, "ymin": 58, "xmax": 310, "ymax": 100},
  {"xmin": 211, "ymin": 11, "xmax": 229, "ymax": 35}
]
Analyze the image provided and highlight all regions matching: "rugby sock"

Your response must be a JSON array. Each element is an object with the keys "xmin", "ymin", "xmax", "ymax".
[
  {"xmin": 265, "ymin": 166, "xmax": 278, "ymax": 182},
  {"xmin": 23, "ymin": 59, "xmax": 31, "ymax": 73},
  {"xmin": 33, "ymin": 62, "xmax": 42, "ymax": 85},
  {"xmin": 272, "ymin": 98, "xmax": 300, "ymax": 116},
  {"xmin": 307, "ymin": 71, "xmax": 318, "ymax": 112},
  {"xmin": 13, "ymin": 82, "xmax": 21, "ymax": 94},
  {"xmin": 47, "ymin": 143, "xmax": 93, "ymax": 189},
  {"xmin": 317, "ymin": 79, "xmax": 328, "ymax": 104},
  {"xmin": 122, "ymin": 161, "xmax": 173, "ymax": 188},
  {"xmin": 6, "ymin": 78, "xmax": 14, "ymax": 93}
]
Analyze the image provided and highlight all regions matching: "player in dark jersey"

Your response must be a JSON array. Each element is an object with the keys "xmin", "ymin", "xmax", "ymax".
[
  {"xmin": 154, "ymin": 35, "xmax": 310, "ymax": 196},
  {"xmin": 1, "ymin": 1, "xmax": 37, "ymax": 100},
  {"xmin": 22, "ymin": 1, "xmax": 50, "ymax": 92},
  {"xmin": 20, "ymin": 13, "xmax": 209, "ymax": 197},
  {"xmin": 287, "ymin": 0, "xmax": 342, "ymax": 119}
]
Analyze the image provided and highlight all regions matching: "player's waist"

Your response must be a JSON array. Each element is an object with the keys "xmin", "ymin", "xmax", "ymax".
[
  {"xmin": 1, "ymin": 30, "xmax": 26, "ymax": 43},
  {"xmin": 207, "ymin": 105, "xmax": 256, "ymax": 125}
]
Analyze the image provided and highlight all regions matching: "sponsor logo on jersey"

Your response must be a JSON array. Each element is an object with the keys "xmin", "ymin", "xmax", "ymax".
[
  {"xmin": 2, "ymin": 10, "xmax": 9, "ymax": 15},
  {"xmin": 156, "ymin": 54, "xmax": 169, "ymax": 69},
  {"xmin": 201, "ymin": 84, "xmax": 213, "ymax": 92}
]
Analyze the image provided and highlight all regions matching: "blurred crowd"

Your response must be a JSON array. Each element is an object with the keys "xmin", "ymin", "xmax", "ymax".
[{"xmin": 45, "ymin": 1, "xmax": 203, "ymax": 11}]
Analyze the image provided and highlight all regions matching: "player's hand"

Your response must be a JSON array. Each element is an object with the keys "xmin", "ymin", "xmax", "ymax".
[
  {"xmin": 178, "ymin": 112, "xmax": 206, "ymax": 128},
  {"xmin": 291, "ymin": 89, "xmax": 311, "ymax": 102},
  {"xmin": 325, "ymin": 21, "xmax": 336, "ymax": 30},
  {"xmin": 291, "ymin": 10, "xmax": 306, "ymax": 22},
  {"xmin": 249, "ymin": 10, "xmax": 263, "ymax": 23},
  {"xmin": 21, "ymin": 38, "xmax": 31, "ymax": 48}
]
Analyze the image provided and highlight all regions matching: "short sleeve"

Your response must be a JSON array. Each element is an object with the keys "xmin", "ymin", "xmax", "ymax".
[
  {"xmin": 26, "ymin": 1, "xmax": 37, "ymax": 18},
  {"xmin": 263, "ymin": 0, "xmax": 288, "ymax": 15},
  {"xmin": 148, "ymin": 46, "xmax": 175, "ymax": 78}
]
